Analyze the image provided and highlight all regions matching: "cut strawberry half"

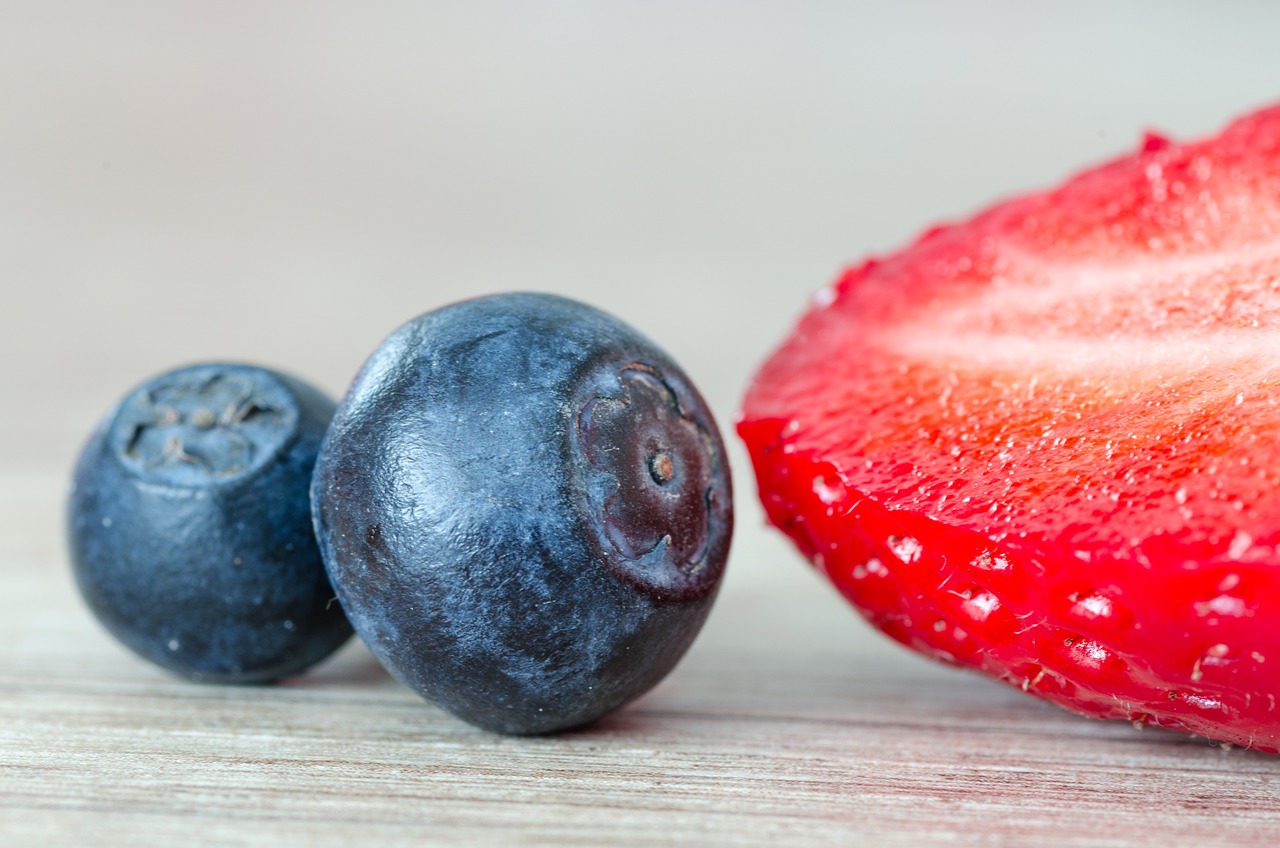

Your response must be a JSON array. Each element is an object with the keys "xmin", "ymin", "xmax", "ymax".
[{"xmin": 739, "ymin": 103, "xmax": 1280, "ymax": 751}]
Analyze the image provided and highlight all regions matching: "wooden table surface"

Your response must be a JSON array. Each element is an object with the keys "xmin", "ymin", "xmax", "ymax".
[
  {"xmin": 5, "ymin": 4, "xmax": 1280, "ymax": 845},
  {"xmin": 8, "ymin": 477, "xmax": 1280, "ymax": 847}
]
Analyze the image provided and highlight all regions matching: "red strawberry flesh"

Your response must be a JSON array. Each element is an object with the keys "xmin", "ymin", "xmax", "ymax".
[{"xmin": 739, "ymin": 104, "xmax": 1280, "ymax": 751}]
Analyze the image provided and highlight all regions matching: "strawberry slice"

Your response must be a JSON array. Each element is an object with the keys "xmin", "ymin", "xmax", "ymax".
[{"xmin": 740, "ymin": 104, "xmax": 1280, "ymax": 751}]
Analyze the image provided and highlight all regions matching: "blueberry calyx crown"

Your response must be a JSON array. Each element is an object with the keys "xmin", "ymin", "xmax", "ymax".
[
  {"xmin": 576, "ymin": 363, "xmax": 728, "ymax": 601},
  {"xmin": 110, "ymin": 366, "xmax": 297, "ymax": 488}
]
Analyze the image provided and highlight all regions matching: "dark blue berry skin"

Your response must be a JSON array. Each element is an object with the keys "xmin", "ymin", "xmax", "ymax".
[
  {"xmin": 312, "ymin": 293, "xmax": 733, "ymax": 734},
  {"xmin": 67, "ymin": 363, "xmax": 353, "ymax": 683}
]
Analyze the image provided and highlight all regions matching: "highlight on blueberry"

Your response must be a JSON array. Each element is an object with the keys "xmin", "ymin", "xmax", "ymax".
[
  {"xmin": 311, "ymin": 292, "xmax": 733, "ymax": 734},
  {"xmin": 67, "ymin": 363, "xmax": 353, "ymax": 683}
]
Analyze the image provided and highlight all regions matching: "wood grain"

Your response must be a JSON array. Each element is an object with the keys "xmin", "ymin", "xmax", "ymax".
[{"xmin": 4, "ymin": 473, "xmax": 1280, "ymax": 847}]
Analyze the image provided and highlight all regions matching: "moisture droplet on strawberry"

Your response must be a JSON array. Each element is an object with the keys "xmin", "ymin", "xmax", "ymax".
[{"xmin": 740, "ymin": 104, "xmax": 1280, "ymax": 751}]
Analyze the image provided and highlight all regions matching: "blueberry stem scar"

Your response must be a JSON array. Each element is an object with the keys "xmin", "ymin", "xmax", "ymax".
[{"xmin": 649, "ymin": 451, "xmax": 675, "ymax": 485}]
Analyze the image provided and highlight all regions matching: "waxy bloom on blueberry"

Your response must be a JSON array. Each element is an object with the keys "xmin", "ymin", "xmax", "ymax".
[{"xmin": 312, "ymin": 292, "xmax": 733, "ymax": 734}]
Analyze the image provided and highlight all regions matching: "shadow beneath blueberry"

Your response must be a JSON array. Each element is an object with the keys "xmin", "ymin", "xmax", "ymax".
[
  {"xmin": 278, "ymin": 640, "xmax": 390, "ymax": 688},
  {"xmin": 539, "ymin": 706, "xmax": 660, "ymax": 740}
]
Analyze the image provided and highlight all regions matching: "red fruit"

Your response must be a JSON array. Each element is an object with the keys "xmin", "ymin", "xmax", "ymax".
[{"xmin": 740, "ymin": 104, "xmax": 1280, "ymax": 751}]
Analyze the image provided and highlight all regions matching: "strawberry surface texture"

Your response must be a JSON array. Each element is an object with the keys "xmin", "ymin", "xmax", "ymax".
[{"xmin": 739, "ymin": 103, "xmax": 1280, "ymax": 752}]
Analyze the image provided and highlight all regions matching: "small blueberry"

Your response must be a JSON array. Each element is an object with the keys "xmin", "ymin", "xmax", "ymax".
[{"xmin": 67, "ymin": 363, "xmax": 353, "ymax": 683}]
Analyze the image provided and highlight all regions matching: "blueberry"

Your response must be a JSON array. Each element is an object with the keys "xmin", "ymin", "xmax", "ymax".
[
  {"xmin": 67, "ymin": 363, "xmax": 353, "ymax": 683},
  {"xmin": 311, "ymin": 292, "xmax": 733, "ymax": 733}
]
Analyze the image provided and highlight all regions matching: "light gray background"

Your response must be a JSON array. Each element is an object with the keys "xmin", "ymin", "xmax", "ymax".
[{"xmin": 4, "ymin": 0, "xmax": 1280, "ymax": 606}]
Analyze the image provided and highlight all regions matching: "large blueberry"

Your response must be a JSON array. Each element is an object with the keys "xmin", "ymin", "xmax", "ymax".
[
  {"xmin": 312, "ymin": 292, "xmax": 733, "ymax": 733},
  {"xmin": 67, "ymin": 363, "xmax": 353, "ymax": 683}
]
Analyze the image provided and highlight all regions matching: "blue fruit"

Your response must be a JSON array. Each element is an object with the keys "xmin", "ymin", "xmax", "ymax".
[
  {"xmin": 312, "ymin": 293, "xmax": 733, "ymax": 733},
  {"xmin": 68, "ymin": 363, "xmax": 353, "ymax": 683}
]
